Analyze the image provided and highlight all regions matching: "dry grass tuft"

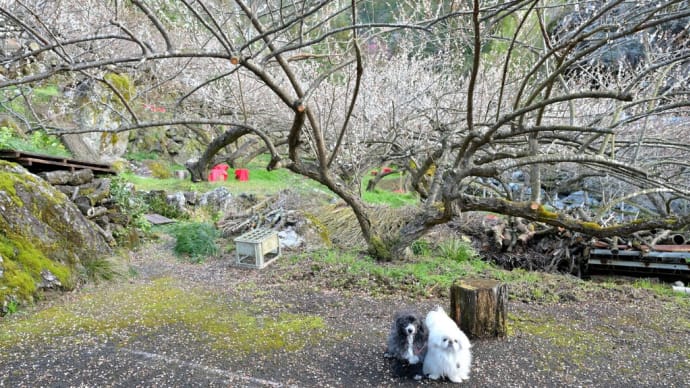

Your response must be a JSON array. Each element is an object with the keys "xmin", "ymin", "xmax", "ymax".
[{"xmin": 304, "ymin": 203, "xmax": 420, "ymax": 249}]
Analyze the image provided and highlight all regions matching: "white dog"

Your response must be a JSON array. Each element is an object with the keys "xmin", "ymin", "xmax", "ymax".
[{"xmin": 423, "ymin": 306, "xmax": 472, "ymax": 383}]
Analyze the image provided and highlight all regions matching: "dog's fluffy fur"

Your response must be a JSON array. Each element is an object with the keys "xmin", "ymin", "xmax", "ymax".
[
  {"xmin": 384, "ymin": 310, "xmax": 428, "ymax": 378},
  {"xmin": 422, "ymin": 306, "xmax": 472, "ymax": 383}
]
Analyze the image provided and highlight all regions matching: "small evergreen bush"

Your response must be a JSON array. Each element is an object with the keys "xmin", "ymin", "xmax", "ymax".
[{"xmin": 168, "ymin": 222, "xmax": 219, "ymax": 263}]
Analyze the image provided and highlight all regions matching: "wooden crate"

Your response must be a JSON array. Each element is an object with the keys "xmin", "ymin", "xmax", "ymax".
[{"xmin": 234, "ymin": 228, "xmax": 281, "ymax": 269}]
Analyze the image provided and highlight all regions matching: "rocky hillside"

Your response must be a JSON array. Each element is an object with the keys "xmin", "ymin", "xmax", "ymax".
[{"xmin": 0, "ymin": 161, "xmax": 112, "ymax": 314}]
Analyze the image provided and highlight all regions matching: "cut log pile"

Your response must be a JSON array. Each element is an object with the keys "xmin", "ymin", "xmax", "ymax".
[
  {"xmin": 39, "ymin": 169, "xmax": 126, "ymax": 246},
  {"xmin": 591, "ymin": 231, "xmax": 690, "ymax": 252},
  {"xmin": 216, "ymin": 192, "xmax": 298, "ymax": 237},
  {"xmin": 481, "ymin": 214, "xmax": 690, "ymax": 276},
  {"xmin": 482, "ymin": 215, "xmax": 587, "ymax": 274}
]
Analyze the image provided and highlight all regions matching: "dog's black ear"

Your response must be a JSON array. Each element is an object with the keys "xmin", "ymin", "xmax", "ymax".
[
  {"xmin": 395, "ymin": 312, "xmax": 407, "ymax": 323},
  {"xmin": 394, "ymin": 315, "xmax": 405, "ymax": 328}
]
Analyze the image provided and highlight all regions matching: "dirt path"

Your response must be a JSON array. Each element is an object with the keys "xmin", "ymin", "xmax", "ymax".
[{"xmin": 1, "ymin": 239, "xmax": 689, "ymax": 387}]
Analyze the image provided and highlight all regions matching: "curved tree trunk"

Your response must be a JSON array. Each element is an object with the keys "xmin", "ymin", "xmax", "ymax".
[
  {"xmin": 237, "ymin": 139, "xmax": 289, "ymax": 167},
  {"xmin": 365, "ymin": 169, "xmax": 396, "ymax": 192},
  {"xmin": 185, "ymin": 126, "xmax": 251, "ymax": 181},
  {"xmin": 289, "ymin": 160, "xmax": 379, "ymax": 256},
  {"xmin": 388, "ymin": 208, "xmax": 451, "ymax": 260}
]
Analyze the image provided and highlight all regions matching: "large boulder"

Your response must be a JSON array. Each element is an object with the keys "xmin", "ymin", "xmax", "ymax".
[{"xmin": 0, "ymin": 161, "xmax": 112, "ymax": 308}]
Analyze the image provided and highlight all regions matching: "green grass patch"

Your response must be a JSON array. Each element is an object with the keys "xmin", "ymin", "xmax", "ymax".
[
  {"xmin": 437, "ymin": 238, "xmax": 477, "ymax": 262},
  {"xmin": 32, "ymin": 85, "xmax": 60, "ymax": 100},
  {"xmin": 288, "ymin": 247, "xmax": 495, "ymax": 297},
  {"xmin": 285, "ymin": 241, "xmax": 590, "ymax": 303},
  {"xmin": 81, "ymin": 256, "xmax": 128, "ymax": 283},
  {"xmin": 120, "ymin": 165, "xmax": 313, "ymax": 196},
  {"xmin": 362, "ymin": 188, "xmax": 418, "ymax": 207},
  {"xmin": 121, "ymin": 172, "xmax": 199, "ymax": 192},
  {"xmin": 121, "ymin": 154, "xmax": 421, "ymax": 208},
  {"xmin": 0, "ymin": 127, "xmax": 70, "ymax": 157},
  {"xmin": 491, "ymin": 267, "xmax": 544, "ymax": 284},
  {"xmin": 632, "ymin": 278, "xmax": 690, "ymax": 299}
]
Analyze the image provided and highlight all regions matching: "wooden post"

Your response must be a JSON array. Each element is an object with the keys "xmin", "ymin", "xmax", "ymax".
[{"xmin": 450, "ymin": 278, "xmax": 508, "ymax": 339}]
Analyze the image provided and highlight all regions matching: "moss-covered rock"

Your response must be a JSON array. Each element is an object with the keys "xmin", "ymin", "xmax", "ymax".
[{"xmin": 0, "ymin": 161, "xmax": 111, "ymax": 310}]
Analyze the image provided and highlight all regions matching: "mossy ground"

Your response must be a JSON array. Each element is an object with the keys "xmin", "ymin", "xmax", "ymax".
[
  {"xmin": 0, "ymin": 277, "xmax": 327, "ymax": 357},
  {"xmin": 508, "ymin": 294, "xmax": 690, "ymax": 374},
  {"xmin": 509, "ymin": 313, "xmax": 612, "ymax": 370}
]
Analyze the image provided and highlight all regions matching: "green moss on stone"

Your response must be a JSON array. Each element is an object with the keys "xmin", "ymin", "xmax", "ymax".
[
  {"xmin": 0, "ymin": 233, "xmax": 72, "ymax": 303},
  {"xmin": 0, "ymin": 162, "xmax": 82, "ymax": 305},
  {"xmin": 104, "ymin": 72, "xmax": 135, "ymax": 102},
  {"xmin": 0, "ymin": 162, "xmax": 23, "ymax": 207},
  {"xmin": 535, "ymin": 204, "xmax": 559, "ymax": 219},
  {"xmin": 369, "ymin": 235, "xmax": 392, "ymax": 261}
]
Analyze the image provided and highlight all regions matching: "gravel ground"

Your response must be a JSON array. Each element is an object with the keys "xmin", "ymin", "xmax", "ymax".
[{"xmin": 1, "ymin": 237, "xmax": 689, "ymax": 387}]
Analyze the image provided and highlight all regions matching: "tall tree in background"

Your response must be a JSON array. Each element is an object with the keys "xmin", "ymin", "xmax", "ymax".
[{"xmin": 1, "ymin": 0, "xmax": 689, "ymax": 260}]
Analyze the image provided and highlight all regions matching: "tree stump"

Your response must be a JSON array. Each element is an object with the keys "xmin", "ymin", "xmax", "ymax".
[{"xmin": 450, "ymin": 278, "xmax": 508, "ymax": 339}]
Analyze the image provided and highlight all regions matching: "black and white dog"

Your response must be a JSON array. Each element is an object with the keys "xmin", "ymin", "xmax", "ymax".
[{"xmin": 384, "ymin": 310, "xmax": 429, "ymax": 379}]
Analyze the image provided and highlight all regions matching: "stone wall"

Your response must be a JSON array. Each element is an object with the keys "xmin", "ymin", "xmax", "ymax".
[{"xmin": 39, "ymin": 169, "xmax": 124, "ymax": 246}]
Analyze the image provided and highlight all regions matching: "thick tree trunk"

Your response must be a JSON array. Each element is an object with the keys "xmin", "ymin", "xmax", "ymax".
[
  {"xmin": 386, "ymin": 208, "xmax": 450, "ymax": 261},
  {"xmin": 450, "ymin": 279, "xmax": 508, "ymax": 339},
  {"xmin": 185, "ymin": 126, "xmax": 251, "ymax": 181}
]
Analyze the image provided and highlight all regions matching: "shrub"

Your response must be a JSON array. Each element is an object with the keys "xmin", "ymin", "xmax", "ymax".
[
  {"xmin": 81, "ymin": 256, "xmax": 128, "ymax": 282},
  {"xmin": 109, "ymin": 175, "xmax": 151, "ymax": 241},
  {"xmin": 411, "ymin": 239, "xmax": 432, "ymax": 256},
  {"xmin": 0, "ymin": 126, "xmax": 69, "ymax": 157},
  {"xmin": 145, "ymin": 159, "xmax": 174, "ymax": 179},
  {"xmin": 437, "ymin": 238, "xmax": 476, "ymax": 263},
  {"xmin": 30, "ymin": 130, "xmax": 65, "ymax": 152},
  {"xmin": 168, "ymin": 222, "xmax": 219, "ymax": 263},
  {"xmin": 0, "ymin": 126, "xmax": 14, "ymax": 147}
]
